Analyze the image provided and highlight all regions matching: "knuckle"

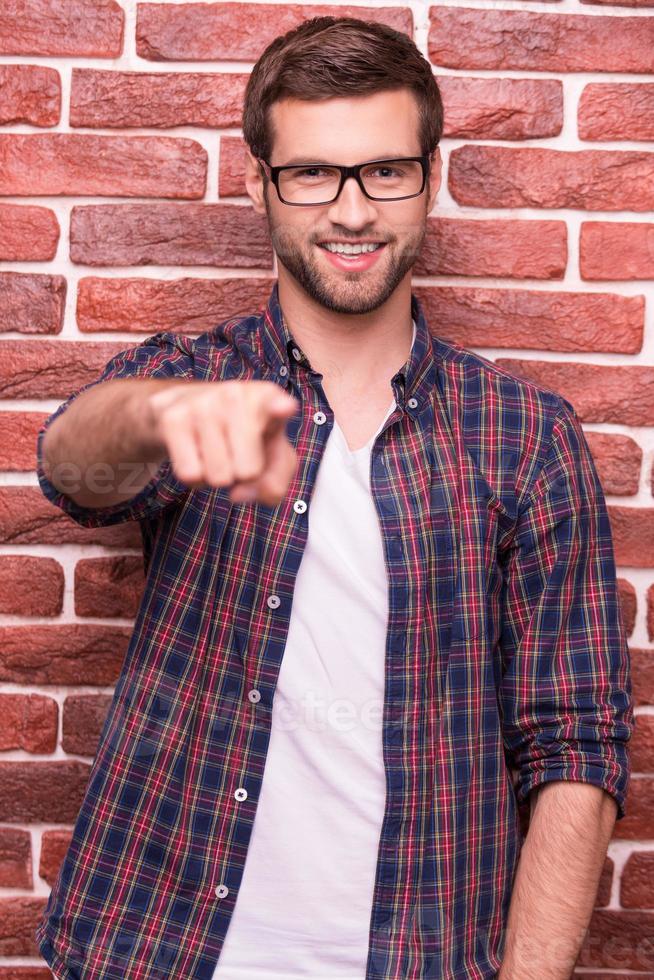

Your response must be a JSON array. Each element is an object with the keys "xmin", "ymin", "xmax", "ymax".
[{"xmin": 162, "ymin": 402, "xmax": 191, "ymax": 426}]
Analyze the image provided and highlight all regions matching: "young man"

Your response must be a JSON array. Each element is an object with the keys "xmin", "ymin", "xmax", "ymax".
[{"xmin": 35, "ymin": 16, "xmax": 633, "ymax": 980}]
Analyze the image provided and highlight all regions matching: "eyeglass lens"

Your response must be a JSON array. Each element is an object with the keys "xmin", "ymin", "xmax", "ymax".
[{"xmin": 277, "ymin": 160, "xmax": 423, "ymax": 204}]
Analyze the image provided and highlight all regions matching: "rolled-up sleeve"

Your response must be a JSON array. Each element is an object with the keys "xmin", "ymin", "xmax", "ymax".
[
  {"xmin": 36, "ymin": 331, "xmax": 195, "ymax": 528},
  {"xmin": 498, "ymin": 403, "xmax": 635, "ymax": 820}
]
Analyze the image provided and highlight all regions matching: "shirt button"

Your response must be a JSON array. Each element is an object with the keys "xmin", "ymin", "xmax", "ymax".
[
  {"xmin": 407, "ymin": 397, "xmax": 418, "ymax": 409},
  {"xmin": 267, "ymin": 594, "xmax": 281, "ymax": 609},
  {"xmin": 279, "ymin": 365, "xmax": 288, "ymax": 377},
  {"xmin": 215, "ymin": 884, "xmax": 229, "ymax": 899},
  {"xmin": 291, "ymin": 347, "xmax": 302, "ymax": 362},
  {"xmin": 248, "ymin": 689, "xmax": 261, "ymax": 703},
  {"xmin": 313, "ymin": 411, "xmax": 326, "ymax": 425},
  {"xmin": 293, "ymin": 500, "xmax": 307, "ymax": 514},
  {"xmin": 234, "ymin": 787, "xmax": 248, "ymax": 802}
]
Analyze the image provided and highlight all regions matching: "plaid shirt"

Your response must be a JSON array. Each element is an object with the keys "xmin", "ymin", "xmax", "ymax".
[{"xmin": 35, "ymin": 282, "xmax": 633, "ymax": 980}]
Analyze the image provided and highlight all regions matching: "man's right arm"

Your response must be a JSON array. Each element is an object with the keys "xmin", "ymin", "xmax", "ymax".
[
  {"xmin": 40, "ymin": 376, "xmax": 300, "ymax": 512},
  {"xmin": 41, "ymin": 377, "xmax": 182, "ymax": 510}
]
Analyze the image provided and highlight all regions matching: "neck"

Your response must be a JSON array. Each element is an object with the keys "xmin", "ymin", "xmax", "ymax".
[{"xmin": 277, "ymin": 268, "xmax": 414, "ymax": 393}]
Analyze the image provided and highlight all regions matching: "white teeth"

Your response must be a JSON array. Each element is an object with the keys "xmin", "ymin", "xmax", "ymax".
[{"xmin": 322, "ymin": 242, "xmax": 382, "ymax": 255}]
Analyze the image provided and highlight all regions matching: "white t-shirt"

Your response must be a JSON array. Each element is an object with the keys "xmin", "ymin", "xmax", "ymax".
[{"xmin": 212, "ymin": 323, "xmax": 415, "ymax": 979}]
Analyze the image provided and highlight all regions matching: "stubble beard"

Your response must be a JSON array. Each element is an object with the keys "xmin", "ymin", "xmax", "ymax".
[{"xmin": 264, "ymin": 191, "xmax": 428, "ymax": 315}]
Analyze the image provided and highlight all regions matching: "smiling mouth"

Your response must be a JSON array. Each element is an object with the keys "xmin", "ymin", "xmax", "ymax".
[{"xmin": 317, "ymin": 242, "xmax": 387, "ymax": 259}]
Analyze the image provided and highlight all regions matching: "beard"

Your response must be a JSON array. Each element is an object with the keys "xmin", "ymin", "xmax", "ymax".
[{"xmin": 263, "ymin": 192, "xmax": 427, "ymax": 315}]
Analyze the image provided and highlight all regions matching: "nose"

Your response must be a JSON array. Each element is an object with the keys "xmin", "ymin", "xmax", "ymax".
[{"xmin": 326, "ymin": 175, "xmax": 378, "ymax": 230}]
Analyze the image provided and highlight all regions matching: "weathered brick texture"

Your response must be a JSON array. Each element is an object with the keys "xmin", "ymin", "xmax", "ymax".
[
  {"xmin": 76, "ymin": 276, "xmax": 273, "ymax": 333},
  {"xmin": 0, "ymin": 205, "xmax": 59, "ymax": 261},
  {"xmin": 136, "ymin": 4, "xmax": 413, "ymax": 61},
  {"xmin": 0, "ymin": 135, "xmax": 207, "ymax": 198},
  {"xmin": 428, "ymin": 8, "xmax": 654, "ymax": 73},
  {"xmin": 449, "ymin": 147, "xmax": 654, "ymax": 212},
  {"xmin": 70, "ymin": 69, "xmax": 249, "ymax": 129},
  {"xmin": 580, "ymin": 223, "xmax": 654, "ymax": 281},
  {"xmin": 0, "ymin": 65, "xmax": 61, "ymax": 127},
  {"xmin": 0, "ymin": 0, "xmax": 124, "ymax": 58},
  {"xmin": 578, "ymin": 84, "xmax": 654, "ymax": 141},
  {"xmin": 70, "ymin": 204, "xmax": 273, "ymax": 267}
]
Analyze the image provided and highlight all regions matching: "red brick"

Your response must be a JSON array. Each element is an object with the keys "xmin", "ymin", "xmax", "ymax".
[
  {"xmin": 573, "ymin": 975, "xmax": 654, "ymax": 980},
  {"xmin": 0, "ymin": 828, "xmax": 31, "ymax": 888},
  {"xmin": 0, "ymin": 135, "xmax": 206, "ymax": 198},
  {"xmin": 449, "ymin": 146, "xmax": 654, "ymax": 213},
  {"xmin": 70, "ymin": 203, "xmax": 272, "ymax": 268},
  {"xmin": 583, "ymin": 433, "xmax": 642, "ymax": 496},
  {"xmin": 0, "ymin": 65, "xmax": 60, "ymax": 126},
  {"xmin": 0, "ymin": 965, "xmax": 54, "ymax": 979},
  {"xmin": 414, "ymin": 287, "xmax": 641, "ymax": 354},
  {"xmin": 70, "ymin": 68, "xmax": 248, "ymax": 129},
  {"xmin": 0, "ymin": 896, "xmax": 45, "ymax": 956},
  {"xmin": 576, "ymin": 909, "xmax": 654, "ymax": 970},
  {"xmin": 218, "ymin": 136, "xmax": 248, "ymax": 197},
  {"xmin": 438, "ymin": 76, "xmax": 563, "ymax": 140},
  {"xmin": 0, "ymin": 694, "xmax": 58, "ymax": 753},
  {"xmin": 0, "ymin": 761, "xmax": 90, "ymax": 823},
  {"xmin": 0, "ymin": 0, "xmax": 123, "ymax": 57},
  {"xmin": 648, "ymin": 584, "xmax": 654, "ymax": 643},
  {"xmin": 0, "ymin": 273, "xmax": 65, "ymax": 335},
  {"xmin": 77, "ymin": 276, "xmax": 273, "ymax": 333},
  {"xmin": 62, "ymin": 693, "xmax": 113, "ymax": 755},
  {"xmin": 596, "ymin": 857, "xmax": 614, "ymax": 908},
  {"xmin": 630, "ymin": 716, "xmax": 654, "ymax": 775},
  {"xmin": 0, "ymin": 339, "xmax": 125, "ymax": 398},
  {"xmin": 75, "ymin": 555, "xmax": 145, "ymax": 618},
  {"xmin": 136, "ymin": 3, "xmax": 412, "ymax": 61},
  {"xmin": 617, "ymin": 578, "xmax": 637, "ymax": 636},
  {"xmin": 428, "ymin": 7, "xmax": 654, "ymax": 73},
  {"xmin": 0, "ymin": 204, "xmax": 59, "ymax": 261},
  {"xmin": 580, "ymin": 223, "xmax": 654, "ymax": 281},
  {"xmin": 632, "ymin": 650, "xmax": 654, "ymax": 708},
  {"xmin": 0, "ymin": 625, "xmax": 131, "ymax": 686},
  {"xmin": 579, "ymin": 84, "xmax": 654, "ymax": 141},
  {"xmin": 39, "ymin": 829, "xmax": 73, "ymax": 887},
  {"xmin": 0, "ymin": 556, "xmax": 63, "ymax": 616},
  {"xmin": 495, "ymin": 360, "xmax": 654, "ymax": 426},
  {"xmin": 582, "ymin": 0, "xmax": 654, "ymax": 7},
  {"xmin": 621, "ymin": 853, "xmax": 654, "ymax": 910},
  {"xmin": 0, "ymin": 412, "xmax": 47, "ymax": 471},
  {"xmin": 608, "ymin": 508, "xmax": 654, "ymax": 568},
  {"xmin": 0, "ymin": 487, "xmax": 141, "ymax": 548}
]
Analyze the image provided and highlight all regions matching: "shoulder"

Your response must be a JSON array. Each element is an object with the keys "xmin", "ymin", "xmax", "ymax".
[
  {"xmin": 138, "ymin": 309, "xmax": 266, "ymax": 380},
  {"xmin": 431, "ymin": 336, "xmax": 580, "ymax": 502},
  {"xmin": 433, "ymin": 334, "xmax": 574, "ymax": 423}
]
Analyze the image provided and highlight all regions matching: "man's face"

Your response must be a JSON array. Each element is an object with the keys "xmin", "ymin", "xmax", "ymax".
[{"xmin": 245, "ymin": 89, "xmax": 442, "ymax": 315}]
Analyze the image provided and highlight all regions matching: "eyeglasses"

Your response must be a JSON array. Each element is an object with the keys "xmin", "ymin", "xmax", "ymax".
[{"xmin": 258, "ymin": 155, "xmax": 431, "ymax": 206}]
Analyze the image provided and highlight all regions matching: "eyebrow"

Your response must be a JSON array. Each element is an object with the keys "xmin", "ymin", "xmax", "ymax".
[{"xmin": 281, "ymin": 153, "xmax": 415, "ymax": 166}]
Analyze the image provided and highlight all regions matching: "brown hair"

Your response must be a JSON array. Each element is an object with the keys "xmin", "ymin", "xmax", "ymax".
[{"xmin": 242, "ymin": 16, "xmax": 443, "ymax": 164}]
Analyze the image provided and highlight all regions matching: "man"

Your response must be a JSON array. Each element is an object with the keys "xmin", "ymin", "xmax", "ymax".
[{"xmin": 35, "ymin": 15, "xmax": 633, "ymax": 980}]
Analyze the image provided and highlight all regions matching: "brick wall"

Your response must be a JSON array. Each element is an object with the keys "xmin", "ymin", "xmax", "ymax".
[{"xmin": 1, "ymin": 0, "xmax": 653, "ymax": 975}]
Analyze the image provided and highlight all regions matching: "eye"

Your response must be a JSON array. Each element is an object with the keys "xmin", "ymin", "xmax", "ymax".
[
  {"xmin": 369, "ymin": 166, "xmax": 403, "ymax": 178},
  {"xmin": 294, "ymin": 167, "xmax": 331, "ymax": 179}
]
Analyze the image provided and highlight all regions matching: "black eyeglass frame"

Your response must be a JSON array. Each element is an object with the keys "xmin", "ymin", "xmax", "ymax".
[{"xmin": 257, "ymin": 155, "xmax": 433, "ymax": 206}]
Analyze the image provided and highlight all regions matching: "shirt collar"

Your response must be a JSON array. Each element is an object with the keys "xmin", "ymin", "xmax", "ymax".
[{"xmin": 259, "ymin": 281, "xmax": 436, "ymax": 414}]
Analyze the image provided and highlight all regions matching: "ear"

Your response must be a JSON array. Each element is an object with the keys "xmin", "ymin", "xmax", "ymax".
[
  {"xmin": 244, "ymin": 148, "xmax": 267, "ymax": 215},
  {"xmin": 426, "ymin": 146, "xmax": 442, "ymax": 213}
]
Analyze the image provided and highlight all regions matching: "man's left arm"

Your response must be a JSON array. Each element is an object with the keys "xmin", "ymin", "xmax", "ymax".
[
  {"xmin": 497, "ymin": 402, "xmax": 635, "ymax": 979},
  {"xmin": 499, "ymin": 781, "xmax": 617, "ymax": 979}
]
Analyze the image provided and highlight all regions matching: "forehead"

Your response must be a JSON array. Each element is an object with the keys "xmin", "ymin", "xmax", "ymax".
[{"xmin": 268, "ymin": 89, "xmax": 421, "ymax": 165}]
